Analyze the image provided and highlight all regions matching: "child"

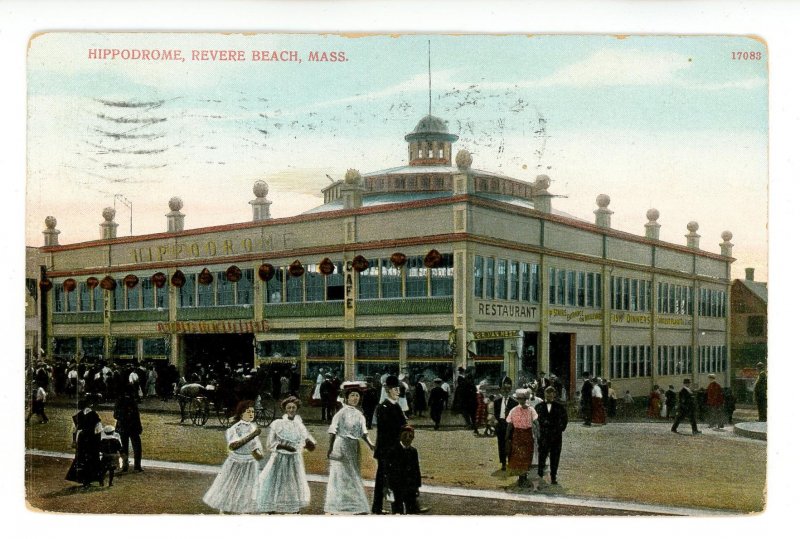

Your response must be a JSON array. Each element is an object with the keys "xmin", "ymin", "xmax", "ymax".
[
  {"xmin": 99, "ymin": 425, "xmax": 123, "ymax": 487},
  {"xmin": 26, "ymin": 383, "xmax": 49, "ymax": 424},
  {"xmin": 203, "ymin": 400, "xmax": 263, "ymax": 514},
  {"xmin": 386, "ymin": 425, "xmax": 427, "ymax": 514}
]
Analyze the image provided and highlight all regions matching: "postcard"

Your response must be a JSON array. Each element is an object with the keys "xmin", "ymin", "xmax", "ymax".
[{"xmin": 24, "ymin": 31, "xmax": 768, "ymax": 518}]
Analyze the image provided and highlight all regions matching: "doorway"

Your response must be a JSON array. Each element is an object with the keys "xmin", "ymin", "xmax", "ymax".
[
  {"xmin": 549, "ymin": 332, "xmax": 575, "ymax": 399},
  {"xmin": 182, "ymin": 333, "xmax": 254, "ymax": 377}
]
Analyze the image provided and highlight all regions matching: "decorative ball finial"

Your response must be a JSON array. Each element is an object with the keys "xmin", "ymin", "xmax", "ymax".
[
  {"xmin": 102, "ymin": 207, "xmax": 116, "ymax": 222},
  {"xmin": 721, "ymin": 230, "xmax": 733, "ymax": 242},
  {"xmin": 344, "ymin": 169, "xmax": 362, "ymax": 185},
  {"xmin": 253, "ymin": 180, "xmax": 269, "ymax": 198},
  {"xmin": 596, "ymin": 194, "xmax": 611, "ymax": 208},
  {"xmin": 646, "ymin": 208, "xmax": 660, "ymax": 221},
  {"xmin": 168, "ymin": 197, "xmax": 184, "ymax": 212},
  {"xmin": 687, "ymin": 221, "xmax": 699, "ymax": 233},
  {"xmin": 455, "ymin": 149, "xmax": 473, "ymax": 170},
  {"xmin": 533, "ymin": 175, "xmax": 551, "ymax": 191},
  {"xmin": 44, "ymin": 216, "xmax": 57, "ymax": 230}
]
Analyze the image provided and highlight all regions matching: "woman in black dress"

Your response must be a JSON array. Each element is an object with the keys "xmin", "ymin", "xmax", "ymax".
[{"xmin": 65, "ymin": 397, "xmax": 103, "ymax": 488}]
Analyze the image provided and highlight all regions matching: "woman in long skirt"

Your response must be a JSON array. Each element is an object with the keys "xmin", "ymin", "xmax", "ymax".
[
  {"xmin": 255, "ymin": 396, "xmax": 316, "ymax": 514},
  {"xmin": 65, "ymin": 398, "xmax": 103, "ymax": 488},
  {"xmin": 591, "ymin": 380, "xmax": 606, "ymax": 425},
  {"xmin": 504, "ymin": 389, "xmax": 538, "ymax": 489},
  {"xmin": 648, "ymin": 385, "xmax": 662, "ymax": 418},
  {"xmin": 203, "ymin": 400, "xmax": 263, "ymax": 514},
  {"xmin": 311, "ymin": 368, "xmax": 324, "ymax": 405},
  {"xmin": 324, "ymin": 389, "xmax": 374, "ymax": 514}
]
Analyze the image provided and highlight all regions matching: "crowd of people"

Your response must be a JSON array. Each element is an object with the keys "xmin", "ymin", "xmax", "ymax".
[{"xmin": 26, "ymin": 355, "xmax": 764, "ymax": 513}]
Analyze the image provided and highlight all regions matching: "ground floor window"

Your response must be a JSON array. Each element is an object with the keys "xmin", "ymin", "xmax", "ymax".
[
  {"xmin": 53, "ymin": 337, "xmax": 77, "ymax": 360},
  {"xmin": 355, "ymin": 360, "xmax": 400, "ymax": 380},
  {"xmin": 81, "ymin": 337, "xmax": 105, "ymax": 360},
  {"xmin": 576, "ymin": 344, "xmax": 602, "ymax": 381},
  {"xmin": 306, "ymin": 361, "xmax": 345, "ymax": 381},
  {"xmin": 406, "ymin": 361, "xmax": 453, "ymax": 383},
  {"xmin": 611, "ymin": 345, "xmax": 652, "ymax": 379},
  {"xmin": 257, "ymin": 340, "xmax": 300, "ymax": 360},
  {"xmin": 142, "ymin": 338, "xmax": 168, "ymax": 360},
  {"xmin": 355, "ymin": 339, "xmax": 399, "ymax": 360},
  {"xmin": 474, "ymin": 339, "xmax": 504, "ymax": 359},
  {"xmin": 474, "ymin": 361, "xmax": 503, "ymax": 385},
  {"xmin": 656, "ymin": 345, "xmax": 693, "ymax": 376}
]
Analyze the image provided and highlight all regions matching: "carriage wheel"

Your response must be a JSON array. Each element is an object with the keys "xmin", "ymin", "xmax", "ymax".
[
  {"xmin": 255, "ymin": 396, "xmax": 277, "ymax": 427},
  {"xmin": 217, "ymin": 403, "xmax": 233, "ymax": 427},
  {"xmin": 190, "ymin": 397, "xmax": 209, "ymax": 426}
]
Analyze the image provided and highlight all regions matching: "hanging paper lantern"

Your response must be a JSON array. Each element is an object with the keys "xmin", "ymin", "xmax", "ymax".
[
  {"xmin": 151, "ymin": 272, "xmax": 167, "ymax": 288},
  {"xmin": 424, "ymin": 249, "xmax": 443, "ymax": 268},
  {"xmin": 123, "ymin": 274, "xmax": 139, "ymax": 289},
  {"xmin": 39, "ymin": 278, "xmax": 53, "ymax": 292},
  {"xmin": 100, "ymin": 275, "xmax": 117, "ymax": 291},
  {"xmin": 198, "ymin": 268, "xmax": 214, "ymax": 285},
  {"xmin": 258, "ymin": 263, "xmax": 275, "ymax": 282},
  {"xmin": 288, "ymin": 260, "xmax": 305, "ymax": 278},
  {"xmin": 62, "ymin": 278, "xmax": 77, "ymax": 292},
  {"xmin": 352, "ymin": 255, "xmax": 369, "ymax": 273},
  {"xmin": 318, "ymin": 257, "xmax": 334, "ymax": 275},
  {"xmin": 86, "ymin": 276, "xmax": 99, "ymax": 290},
  {"xmin": 226, "ymin": 265, "xmax": 242, "ymax": 282},
  {"xmin": 390, "ymin": 252, "xmax": 407, "ymax": 268},
  {"xmin": 171, "ymin": 270, "xmax": 186, "ymax": 288}
]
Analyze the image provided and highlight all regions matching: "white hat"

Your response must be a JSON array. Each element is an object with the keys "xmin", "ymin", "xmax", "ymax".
[{"xmin": 514, "ymin": 388, "xmax": 531, "ymax": 400}]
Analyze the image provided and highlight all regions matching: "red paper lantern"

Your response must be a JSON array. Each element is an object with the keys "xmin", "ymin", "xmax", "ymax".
[
  {"xmin": 198, "ymin": 268, "xmax": 214, "ymax": 285},
  {"xmin": 424, "ymin": 249, "xmax": 443, "ymax": 268},
  {"xmin": 288, "ymin": 260, "xmax": 305, "ymax": 278},
  {"xmin": 258, "ymin": 263, "xmax": 275, "ymax": 282},
  {"xmin": 39, "ymin": 278, "xmax": 53, "ymax": 292},
  {"xmin": 100, "ymin": 276, "xmax": 117, "ymax": 291},
  {"xmin": 319, "ymin": 258, "xmax": 334, "ymax": 275},
  {"xmin": 171, "ymin": 270, "xmax": 186, "ymax": 288},
  {"xmin": 86, "ymin": 277, "xmax": 99, "ymax": 289},
  {"xmin": 151, "ymin": 272, "xmax": 167, "ymax": 288},
  {"xmin": 226, "ymin": 265, "xmax": 242, "ymax": 282},
  {"xmin": 123, "ymin": 274, "xmax": 139, "ymax": 289},
  {"xmin": 62, "ymin": 278, "xmax": 77, "ymax": 292},
  {"xmin": 352, "ymin": 255, "xmax": 369, "ymax": 273},
  {"xmin": 390, "ymin": 252, "xmax": 407, "ymax": 267}
]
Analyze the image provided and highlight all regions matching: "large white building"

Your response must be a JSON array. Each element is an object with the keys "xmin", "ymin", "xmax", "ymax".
[{"xmin": 35, "ymin": 113, "xmax": 734, "ymax": 397}]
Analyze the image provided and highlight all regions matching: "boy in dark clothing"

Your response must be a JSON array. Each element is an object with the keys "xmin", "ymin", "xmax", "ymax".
[
  {"xmin": 99, "ymin": 425, "xmax": 123, "ymax": 486},
  {"xmin": 386, "ymin": 426, "xmax": 428, "ymax": 514},
  {"xmin": 428, "ymin": 378, "xmax": 448, "ymax": 430}
]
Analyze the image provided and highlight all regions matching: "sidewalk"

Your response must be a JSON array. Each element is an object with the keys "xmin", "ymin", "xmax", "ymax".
[{"xmin": 26, "ymin": 449, "xmax": 737, "ymax": 516}]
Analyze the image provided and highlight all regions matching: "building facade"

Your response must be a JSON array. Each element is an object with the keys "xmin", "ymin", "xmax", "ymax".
[
  {"xmin": 730, "ymin": 268, "xmax": 767, "ymax": 400},
  {"xmin": 35, "ymin": 114, "xmax": 735, "ymax": 396}
]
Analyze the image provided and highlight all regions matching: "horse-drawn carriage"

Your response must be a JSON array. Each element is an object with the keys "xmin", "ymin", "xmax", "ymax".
[{"xmin": 177, "ymin": 380, "xmax": 278, "ymax": 428}]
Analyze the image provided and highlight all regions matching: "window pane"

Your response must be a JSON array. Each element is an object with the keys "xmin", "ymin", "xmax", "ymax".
[
  {"xmin": 521, "ymin": 262, "xmax": 530, "ymax": 301},
  {"xmin": 586, "ymin": 272, "xmax": 594, "ymax": 308},
  {"xmin": 306, "ymin": 266, "xmax": 325, "ymax": 302},
  {"xmin": 237, "ymin": 269, "xmax": 254, "ymax": 305},
  {"xmin": 430, "ymin": 253, "xmax": 454, "ymax": 297},
  {"xmin": 307, "ymin": 340, "xmax": 344, "ymax": 358},
  {"xmin": 531, "ymin": 264, "xmax": 540, "ymax": 303},
  {"xmin": 197, "ymin": 276, "xmax": 214, "ymax": 307},
  {"xmin": 557, "ymin": 269, "xmax": 566, "ymax": 305},
  {"xmin": 509, "ymin": 261, "xmax": 519, "ymax": 300},
  {"xmin": 406, "ymin": 255, "xmax": 427, "ymax": 298},
  {"xmin": 286, "ymin": 268, "xmax": 304, "ymax": 303},
  {"xmin": 485, "ymin": 258, "xmax": 495, "ymax": 300},
  {"xmin": 567, "ymin": 271, "xmax": 576, "ymax": 306},
  {"xmin": 474, "ymin": 255, "xmax": 484, "ymax": 298},
  {"xmin": 217, "ymin": 271, "xmax": 235, "ymax": 305},
  {"xmin": 497, "ymin": 259, "xmax": 508, "ymax": 300},
  {"xmin": 577, "ymin": 272, "xmax": 585, "ymax": 307}
]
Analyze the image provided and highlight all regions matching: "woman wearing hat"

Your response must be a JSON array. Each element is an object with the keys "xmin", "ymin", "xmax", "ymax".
[
  {"xmin": 504, "ymin": 388, "xmax": 539, "ymax": 488},
  {"xmin": 203, "ymin": 400, "xmax": 263, "ymax": 514},
  {"xmin": 324, "ymin": 388, "xmax": 374, "ymax": 514},
  {"xmin": 65, "ymin": 397, "xmax": 104, "ymax": 488},
  {"xmin": 255, "ymin": 396, "xmax": 316, "ymax": 514}
]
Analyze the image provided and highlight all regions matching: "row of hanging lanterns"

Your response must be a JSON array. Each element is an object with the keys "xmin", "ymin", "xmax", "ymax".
[{"xmin": 40, "ymin": 250, "xmax": 445, "ymax": 291}]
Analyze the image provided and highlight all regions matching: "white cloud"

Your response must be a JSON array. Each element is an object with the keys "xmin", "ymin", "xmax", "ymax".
[{"xmin": 536, "ymin": 49, "xmax": 692, "ymax": 87}]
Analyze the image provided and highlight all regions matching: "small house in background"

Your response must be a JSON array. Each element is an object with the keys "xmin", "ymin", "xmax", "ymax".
[{"xmin": 730, "ymin": 268, "xmax": 767, "ymax": 402}]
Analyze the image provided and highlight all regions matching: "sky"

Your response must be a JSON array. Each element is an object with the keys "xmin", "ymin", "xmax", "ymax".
[{"xmin": 26, "ymin": 32, "xmax": 768, "ymax": 279}]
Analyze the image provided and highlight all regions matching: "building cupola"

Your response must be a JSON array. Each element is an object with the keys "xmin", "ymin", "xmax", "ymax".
[{"xmin": 405, "ymin": 114, "xmax": 459, "ymax": 166}]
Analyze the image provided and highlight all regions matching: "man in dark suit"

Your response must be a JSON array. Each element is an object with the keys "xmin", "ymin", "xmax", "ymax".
[
  {"xmin": 671, "ymin": 378, "xmax": 701, "ymax": 435},
  {"xmin": 492, "ymin": 376, "xmax": 517, "ymax": 471},
  {"xmin": 580, "ymin": 372, "xmax": 593, "ymax": 426},
  {"xmin": 535, "ymin": 386, "xmax": 568, "ymax": 485},
  {"xmin": 372, "ymin": 375, "xmax": 407, "ymax": 515}
]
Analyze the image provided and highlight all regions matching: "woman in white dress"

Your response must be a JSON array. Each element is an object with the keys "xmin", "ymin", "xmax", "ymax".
[
  {"xmin": 203, "ymin": 400, "xmax": 263, "ymax": 514},
  {"xmin": 255, "ymin": 396, "xmax": 316, "ymax": 514},
  {"xmin": 311, "ymin": 368, "xmax": 325, "ymax": 404},
  {"xmin": 324, "ymin": 389, "xmax": 374, "ymax": 514}
]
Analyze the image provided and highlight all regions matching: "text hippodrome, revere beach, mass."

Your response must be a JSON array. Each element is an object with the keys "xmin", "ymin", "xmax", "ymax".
[{"xmin": 87, "ymin": 48, "xmax": 347, "ymax": 62}]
